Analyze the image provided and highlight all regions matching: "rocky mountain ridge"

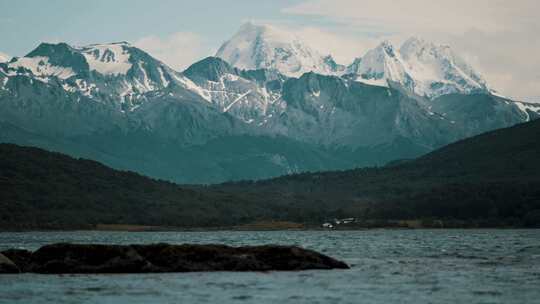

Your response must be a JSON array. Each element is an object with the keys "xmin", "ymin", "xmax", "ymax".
[{"xmin": 0, "ymin": 24, "xmax": 539, "ymax": 183}]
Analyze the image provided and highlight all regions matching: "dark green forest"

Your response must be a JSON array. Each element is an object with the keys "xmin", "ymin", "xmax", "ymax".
[{"xmin": 1, "ymin": 119, "xmax": 539, "ymax": 230}]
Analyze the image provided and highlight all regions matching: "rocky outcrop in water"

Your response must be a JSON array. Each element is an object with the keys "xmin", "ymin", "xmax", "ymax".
[
  {"xmin": 0, "ymin": 243, "xmax": 349, "ymax": 274},
  {"xmin": 0, "ymin": 252, "xmax": 19, "ymax": 273},
  {"xmin": 1, "ymin": 249, "xmax": 33, "ymax": 272}
]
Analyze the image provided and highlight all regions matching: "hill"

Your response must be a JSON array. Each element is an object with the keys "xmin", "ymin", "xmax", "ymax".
[
  {"xmin": 214, "ymin": 119, "xmax": 540, "ymax": 227},
  {"xmin": 1, "ymin": 119, "xmax": 539, "ymax": 229},
  {"xmin": 0, "ymin": 144, "xmax": 269, "ymax": 230}
]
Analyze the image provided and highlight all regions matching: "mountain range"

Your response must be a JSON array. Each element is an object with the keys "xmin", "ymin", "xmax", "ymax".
[{"xmin": 1, "ymin": 23, "xmax": 539, "ymax": 183}]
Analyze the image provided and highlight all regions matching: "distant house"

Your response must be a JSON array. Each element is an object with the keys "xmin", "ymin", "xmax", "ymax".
[
  {"xmin": 334, "ymin": 218, "xmax": 356, "ymax": 225},
  {"xmin": 342, "ymin": 218, "xmax": 356, "ymax": 224}
]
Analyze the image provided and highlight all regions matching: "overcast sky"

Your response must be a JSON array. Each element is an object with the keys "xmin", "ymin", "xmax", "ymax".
[{"xmin": 0, "ymin": 0, "xmax": 538, "ymax": 101}]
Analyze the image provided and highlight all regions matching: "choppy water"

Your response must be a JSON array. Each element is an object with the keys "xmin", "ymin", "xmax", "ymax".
[{"xmin": 1, "ymin": 230, "xmax": 539, "ymax": 304}]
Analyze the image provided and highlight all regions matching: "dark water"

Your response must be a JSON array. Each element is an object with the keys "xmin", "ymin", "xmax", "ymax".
[{"xmin": 1, "ymin": 230, "xmax": 539, "ymax": 304}]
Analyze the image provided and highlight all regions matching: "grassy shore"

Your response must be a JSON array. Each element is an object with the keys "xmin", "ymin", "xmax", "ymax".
[{"xmin": 0, "ymin": 218, "xmax": 533, "ymax": 233}]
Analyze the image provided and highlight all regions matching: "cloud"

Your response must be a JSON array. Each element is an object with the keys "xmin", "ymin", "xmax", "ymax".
[
  {"xmin": 0, "ymin": 51, "xmax": 10, "ymax": 63},
  {"xmin": 292, "ymin": 27, "xmax": 380, "ymax": 63},
  {"xmin": 283, "ymin": 0, "xmax": 540, "ymax": 101},
  {"xmin": 134, "ymin": 32, "xmax": 212, "ymax": 71},
  {"xmin": 283, "ymin": 0, "xmax": 538, "ymax": 34},
  {"xmin": 445, "ymin": 29, "xmax": 540, "ymax": 101},
  {"xmin": 251, "ymin": 20, "xmax": 389, "ymax": 63}
]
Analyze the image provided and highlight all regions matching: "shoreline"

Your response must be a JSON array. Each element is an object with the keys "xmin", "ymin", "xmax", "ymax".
[
  {"xmin": 1, "ymin": 219, "xmax": 536, "ymax": 232},
  {"xmin": 0, "ymin": 226, "xmax": 536, "ymax": 233},
  {"xmin": 3, "ymin": 216, "xmax": 536, "ymax": 232}
]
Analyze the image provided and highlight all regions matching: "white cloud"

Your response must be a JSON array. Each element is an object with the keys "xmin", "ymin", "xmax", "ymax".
[
  {"xmin": 445, "ymin": 29, "xmax": 540, "ymax": 101},
  {"xmin": 283, "ymin": 0, "xmax": 538, "ymax": 34},
  {"xmin": 0, "ymin": 51, "xmax": 10, "ymax": 63},
  {"xmin": 283, "ymin": 0, "xmax": 540, "ymax": 101},
  {"xmin": 252, "ymin": 21, "xmax": 390, "ymax": 63},
  {"xmin": 292, "ymin": 27, "xmax": 380, "ymax": 63},
  {"xmin": 134, "ymin": 32, "xmax": 212, "ymax": 71}
]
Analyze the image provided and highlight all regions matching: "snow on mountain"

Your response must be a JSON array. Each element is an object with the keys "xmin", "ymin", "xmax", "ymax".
[
  {"xmin": 78, "ymin": 42, "xmax": 133, "ymax": 75},
  {"xmin": 347, "ymin": 41, "xmax": 411, "ymax": 88},
  {"xmin": 8, "ymin": 56, "xmax": 76, "ymax": 79},
  {"xmin": 399, "ymin": 37, "xmax": 488, "ymax": 97},
  {"xmin": 183, "ymin": 56, "xmax": 287, "ymax": 124},
  {"xmin": 347, "ymin": 37, "xmax": 489, "ymax": 98},
  {"xmin": 0, "ymin": 52, "xmax": 11, "ymax": 63},
  {"xmin": 216, "ymin": 22, "xmax": 339, "ymax": 77},
  {"xmin": 510, "ymin": 100, "xmax": 540, "ymax": 121},
  {"xmin": 3, "ymin": 42, "xmax": 207, "ymax": 110},
  {"xmin": 217, "ymin": 24, "xmax": 488, "ymax": 99}
]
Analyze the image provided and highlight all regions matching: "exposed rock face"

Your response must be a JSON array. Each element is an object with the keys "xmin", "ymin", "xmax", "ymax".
[
  {"xmin": 0, "ymin": 243, "xmax": 349, "ymax": 274},
  {"xmin": 0, "ymin": 252, "xmax": 19, "ymax": 274}
]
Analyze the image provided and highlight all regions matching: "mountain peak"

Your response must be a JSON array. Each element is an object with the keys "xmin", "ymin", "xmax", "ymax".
[
  {"xmin": 216, "ymin": 23, "xmax": 337, "ymax": 77},
  {"xmin": 401, "ymin": 36, "xmax": 428, "ymax": 47},
  {"xmin": 183, "ymin": 56, "xmax": 237, "ymax": 82},
  {"xmin": 375, "ymin": 40, "xmax": 398, "ymax": 58},
  {"xmin": 26, "ymin": 42, "xmax": 78, "ymax": 58},
  {"xmin": 4, "ymin": 40, "xmax": 205, "ymax": 109},
  {"xmin": 237, "ymin": 21, "xmax": 260, "ymax": 32},
  {"xmin": 81, "ymin": 41, "xmax": 132, "ymax": 49},
  {"xmin": 378, "ymin": 40, "xmax": 394, "ymax": 48},
  {"xmin": 400, "ymin": 36, "xmax": 437, "ymax": 60},
  {"xmin": 8, "ymin": 42, "xmax": 89, "ymax": 78},
  {"xmin": 235, "ymin": 22, "xmax": 295, "ymax": 41},
  {"xmin": 76, "ymin": 43, "xmax": 133, "ymax": 75},
  {"xmin": 236, "ymin": 22, "xmax": 267, "ymax": 34},
  {"xmin": 347, "ymin": 37, "xmax": 489, "ymax": 98}
]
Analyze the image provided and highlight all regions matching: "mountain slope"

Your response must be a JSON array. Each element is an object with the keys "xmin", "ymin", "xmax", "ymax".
[
  {"xmin": 186, "ymin": 57, "xmax": 533, "ymax": 150},
  {"xmin": 215, "ymin": 119, "xmax": 540, "ymax": 227},
  {"xmin": 0, "ymin": 143, "xmax": 267, "ymax": 229},
  {"xmin": 183, "ymin": 56, "xmax": 287, "ymax": 124},
  {"xmin": 1, "ymin": 120, "xmax": 539, "ymax": 229},
  {"xmin": 410, "ymin": 119, "xmax": 540, "ymax": 178}
]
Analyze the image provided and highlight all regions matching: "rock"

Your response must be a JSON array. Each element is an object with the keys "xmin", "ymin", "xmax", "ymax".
[
  {"xmin": 1, "ymin": 249, "xmax": 33, "ymax": 272},
  {"xmin": 132, "ymin": 244, "xmax": 269, "ymax": 272},
  {"xmin": 0, "ymin": 252, "xmax": 20, "ymax": 274},
  {"xmin": 5, "ymin": 243, "xmax": 349, "ymax": 274},
  {"xmin": 133, "ymin": 243, "xmax": 349, "ymax": 272},
  {"xmin": 31, "ymin": 243, "xmax": 154, "ymax": 274}
]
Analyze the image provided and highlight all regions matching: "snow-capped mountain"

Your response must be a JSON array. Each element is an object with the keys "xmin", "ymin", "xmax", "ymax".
[
  {"xmin": 3, "ymin": 42, "xmax": 204, "ymax": 110},
  {"xmin": 217, "ymin": 24, "xmax": 489, "ymax": 99},
  {"xmin": 347, "ymin": 37, "xmax": 489, "ymax": 98},
  {"xmin": 1, "ymin": 29, "xmax": 539, "ymax": 183},
  {"xmin": 216, "ymin": 22, "xmax": 339, "ymax": 77},
  {"xmin": 181, "ymin": 56, "xmax": 537, "ymax": 150},
  {"xmin": 0, "ymin": 52, "xmax": 10, "ymax": 63},
  {"xmin": 347, "ymin": 41, "xmax": 412, "ymax": 88}
]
